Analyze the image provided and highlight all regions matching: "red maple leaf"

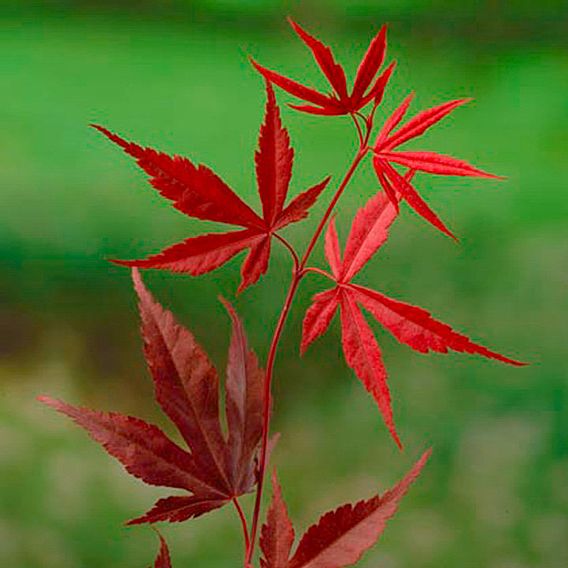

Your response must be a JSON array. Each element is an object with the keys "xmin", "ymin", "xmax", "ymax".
[
  {"xmin": 39, "ymin": 269, "xmax": 264, "ymax": 524},
  {"xmin": 260, "ymin": 450, "xmax": 431, "ymax": 568},
  {"xmin": 372, "ymin": 94, "xmax": 502, "ymax": 238},
  {"xmin": 301, "ymin": 192, "xmax": 525, "ymax": 446},
  {"xmin": 252, "ymin": 18, "xmax": 395, "ymax": 116},
  {"xmin": 93, "ymin": 82, "xmax": 330, "ymax": 292}
]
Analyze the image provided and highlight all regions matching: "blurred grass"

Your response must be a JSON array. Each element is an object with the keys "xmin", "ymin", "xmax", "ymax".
[{"xmin": 1, "ymin": 6, "xmax": 568, "ymax": 568}]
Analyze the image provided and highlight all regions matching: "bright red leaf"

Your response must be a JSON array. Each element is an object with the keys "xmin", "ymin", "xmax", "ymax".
[
  {"xmin": 302, "ymin": 192, "xmax": 525, "ymax": 445},
  {"xmin": 252, "ymin": 19, "xmax": 393, "ymax": 116},
  {"xmin": 39, "ymin": 269, "xmax": 264, "ymax": 525},
  {"xmin": 373, "ymin": 96, "xmax": 501, "ymax": 238},
  {"xmin": 93, "ymin": 82, "xmax": 329, "ymax": 292},
  {"xmin": 260, "ymin": 451, "xmax": 431, "ymax": 568},
  {"xmin": 339, "ymin": 289, "xmax": 400, "ymax": 448}
]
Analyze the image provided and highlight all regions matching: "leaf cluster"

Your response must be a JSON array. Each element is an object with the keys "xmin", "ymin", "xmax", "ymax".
[{"xmin": 39, "ymin": 17, "xmax": 525, "ymax": 567}]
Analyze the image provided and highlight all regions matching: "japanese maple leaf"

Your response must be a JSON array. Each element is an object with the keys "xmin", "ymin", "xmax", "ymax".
[
  {"xmin": 301, "ymin": 192, "xmax": 525, "ymax": 446},
  {"xmin": 260, "ymin": 450, "xmax": 430, "ymax": 568},
  {"xmin": 93, "ymin": 82, "xmax": 330, "ymax": 292},
  {"xmin": 372, "ymin": 93, "xmax": 502, "ymax": 239},
  {"xmin": 39, "ymin": 268, "xmax": 264, "ymax": 524},
  {"xmin": 252, "ymin": 18, "xmax": 395, "ymax": 116}
]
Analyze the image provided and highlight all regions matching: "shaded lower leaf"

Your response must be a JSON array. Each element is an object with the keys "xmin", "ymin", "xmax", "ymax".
[
  {"xmin": 38, "ymin": 397, "xmax": 212, "ymax": 494},
  {"xmin": 288, "ymin": 450, "xmax": 431, "ymax": 568},
  {"xmin": 129, "ymin": 495, "xmax": 227, "ymax": 525}
]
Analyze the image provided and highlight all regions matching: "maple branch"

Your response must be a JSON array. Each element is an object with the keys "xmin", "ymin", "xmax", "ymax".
[
  {"xmin": 300, "ymin": 147, "xmax": 369, "ymax": 270},
  {"xmin": 247, "ymin": 119, "xmax": 375, "ymax": 564},
  {"xmin": 246, "ymin": 274, "xmax": 301, "ymax": 564},
  {"xmin": 232, "ymin": 497, "xmax": 251, "ymax": 555}
]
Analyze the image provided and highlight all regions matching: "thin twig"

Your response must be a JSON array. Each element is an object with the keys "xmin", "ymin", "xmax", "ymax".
[
  {"xmin": 245, "ymin": 113, "xmax": 376, "ymax": 565},
  {"xmin": 274, "ymin": 233, "xmax": 300, "ymax": 273},
  {"xmin": 301, "ymin": 266, "xmax": 335, "ymax": 281},
  {"xmin": 232, "ymin": 497, "xmax": 251, "ymax": 557}
]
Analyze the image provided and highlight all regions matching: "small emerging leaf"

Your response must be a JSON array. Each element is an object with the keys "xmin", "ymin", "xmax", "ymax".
[{"xmin": 153, "ymin": 532, "xmax": 172, "ymax": 568}]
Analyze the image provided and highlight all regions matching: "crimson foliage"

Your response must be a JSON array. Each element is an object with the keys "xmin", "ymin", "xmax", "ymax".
[{"xmin": 40, "ymin": 17, "xmax": 524, "ymax": 567}]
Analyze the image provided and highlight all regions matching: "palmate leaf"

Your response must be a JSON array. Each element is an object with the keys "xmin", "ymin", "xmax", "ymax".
[
  {"xmin": 252, "ymin": 19, "xmax": 393, "ymax": 115},
  {"xmin": 40, "ymin": 269, "xmax": 264, "ymax": 525},
  {"xmin": 373, "ymin": 96, "xmax": 501, "ymax": 238},
  {"xmin": 94, "ymin": 83, "xmax": 329, "ymax": 292},
  {"xmin": 260, "ymin": 451, "xmax": 431, "ymax": 568},
  {"xmin": 302, "ymin": 192, "xmax": 525, "ymax": 445}
]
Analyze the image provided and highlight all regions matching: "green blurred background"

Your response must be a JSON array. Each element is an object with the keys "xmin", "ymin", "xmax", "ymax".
[{"xmin": 2, "ymin": 1, "xmax": 567, "ymax": 567}]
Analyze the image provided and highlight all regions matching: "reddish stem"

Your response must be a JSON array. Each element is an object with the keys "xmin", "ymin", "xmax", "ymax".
[
  {"xmin": 301, "ymin": 266, "xmax": 335, "ymax": 281},
  {"xmin": 246, "ymin": 273, "xmax": 300, "ymax": 565},
  {"xmin": 274, "ymin": 233, "xmax": 300, "ymax": 272},
  {"xmin": 299, "ymin": 147, "xmax": 368, "ymax": 269},
  {"xmin": 233, "ymin": 497, "xmax": 251, "ymax": 558},
  {"xmin": 245, "ymin": 141, "xmax": 370, "ymax": 565}
]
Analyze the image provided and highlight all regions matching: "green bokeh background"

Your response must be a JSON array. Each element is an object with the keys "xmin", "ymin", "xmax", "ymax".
[{"xmin": 2, "ymin": 2, "xmax": 567, "ymax": 567}]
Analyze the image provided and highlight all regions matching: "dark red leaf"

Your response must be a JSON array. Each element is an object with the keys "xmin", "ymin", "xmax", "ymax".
[
  {"xmin": 256, "ymin": 82, "xmax": 294, "ymax": 224},
  {"xmin": 221, "ymin": 298, "xmax": 264, "ymax": 493},
  {"xmin": 339, "ymin": 289, "xmax": 401, "ymax": 448},
  {"xmin": 301, "ymin": 288, "xmax": 340, "ymax": 355},
  {"xmin": 153, "ymin": 532, "xmax": 172, "ymax": 568},
  {"xmin": 351, "ymin": 284, "xmax": 526, "ymax": 365},
  {"xmin": 38, "ymin": 396, "xmax": 212, "ymax": 494},
  {"xmin": 352, "ymin": 25, "xmax": 387, "ymax": 102},
  {"xmin": 288, "ymin": 450, "xmax": 431, "ymax": 567},
  {"xmin": 92, "ymin": 125, "xmax": 263, "ymax": 229},
  {"xmin": 260, "ymin": 473, "xmax": 295, "ymax": 568},
  {"xmin": 379, "ymin": 151, "xmax": 500, "ymax": 178},
  {"xmin": 42, "ymin": 272, "xmax": 266, "ymax": 527},
  {"xmin": 133, "ymin": 268, "xmax": 231, "ymax": 492},
  {"xmin": 130, "ymin": 495, "xmax": 227, "ymax": 525},
  {"xmin": 288, "ymin": 19, "xmax": 348, "ymax": 99}
]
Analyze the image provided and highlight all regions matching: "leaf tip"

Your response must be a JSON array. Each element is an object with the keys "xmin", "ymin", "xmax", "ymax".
[
  {"xmin": 37, "ymin": 394, "xmax": 54, "ymax": 406},
  {"xmin": 392, "ymin": 429, "xmax": 404, "ymax": 451}
]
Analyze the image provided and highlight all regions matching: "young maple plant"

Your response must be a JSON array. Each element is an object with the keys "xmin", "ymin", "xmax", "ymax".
[{"xmin": 40, "ymin": 18, "xmax": 524, "ymax": 567}]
